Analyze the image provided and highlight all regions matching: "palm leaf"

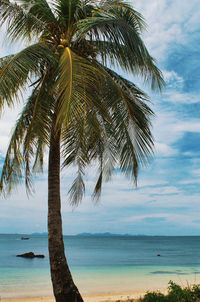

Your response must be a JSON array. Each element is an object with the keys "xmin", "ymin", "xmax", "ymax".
[
  {"xmin": 61, "ymin": 59, "xmax": 154, "ymax": 202},
  {"xmin": 0, "ymin": 42, "xmax": 56, "ymax": 110},
  {"xmin": 54, "ymin": 47, "xmax": 109, "ymax": 127},
  {"xmin": 76, "ymin": 2, "xmax": 165, "ymax": 91},
  {"xmin": 103, "ymin": 68, "xmax": 154, "ymax": 176},
  {"xmin": 68, "ymin": 170, "xmax": 85, "ymax": 205},
  {"xmin": 0, "ymin": 0, "xmax": 59, "ymax": 42},
  {"xmin": 0, "ymin": 76, "xmax": 55, "ymax": 194}
]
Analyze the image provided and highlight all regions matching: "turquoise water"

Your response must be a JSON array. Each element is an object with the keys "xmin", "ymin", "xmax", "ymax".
[{"xmin": 1, "ymin": 234, "xmax": 200, "ymax": 297}]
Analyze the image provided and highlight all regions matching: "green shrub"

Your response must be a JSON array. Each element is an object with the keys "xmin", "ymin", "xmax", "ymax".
[
  {"xmin": 138, "ymin": 281, "xmax": 200, "ymax": 302},
  {"xmin": 141, "ymin": 292, "xmax": 167, "ymax": 302},
  {"xmin": 167, "ymin": 281, "xmax": 200, "ymax": 302}
]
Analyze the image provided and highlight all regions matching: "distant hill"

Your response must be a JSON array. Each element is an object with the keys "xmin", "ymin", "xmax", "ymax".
[
  {"xmin": 29, "ymin": 232, "xmax": 149, "ymax": 237},
  {"xmin": 76, "ymin": 232, "xmax": 148, "ymax": 237}
]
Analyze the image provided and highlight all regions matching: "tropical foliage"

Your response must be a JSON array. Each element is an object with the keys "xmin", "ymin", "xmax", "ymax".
[{"xmin": 138, "ymin": 281, "xmax": 200, "ymax": 302}]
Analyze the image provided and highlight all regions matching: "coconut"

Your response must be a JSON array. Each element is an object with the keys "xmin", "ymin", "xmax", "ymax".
[
  {"xmin": 57, "ymin": 44, "xmax": 64, "ymax": 49},
  {"xmin": 61, "ymin": 39, "xmax": 68, "ymax": 46}
]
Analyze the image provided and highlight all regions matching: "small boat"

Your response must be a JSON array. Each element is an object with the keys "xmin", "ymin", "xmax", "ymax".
[{"xmin": 21, "ymin": 237, "xmax": 30, "ymax": 240}]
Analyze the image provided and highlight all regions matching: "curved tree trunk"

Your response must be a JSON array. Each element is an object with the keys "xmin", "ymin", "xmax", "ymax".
[{"xmin": 48, "ymin": 126, "xmax": 84, "ymax": 302}]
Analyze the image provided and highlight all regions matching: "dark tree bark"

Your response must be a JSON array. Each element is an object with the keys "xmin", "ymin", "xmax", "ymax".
[{"xmin": 48, "ymin": 126, "xmax": 84, "ymax": 302}]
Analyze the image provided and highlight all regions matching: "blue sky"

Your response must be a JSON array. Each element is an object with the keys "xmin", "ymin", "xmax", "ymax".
[{"xmin": 0, "ymin": 0, "xmax": 200, "ymax": 235}]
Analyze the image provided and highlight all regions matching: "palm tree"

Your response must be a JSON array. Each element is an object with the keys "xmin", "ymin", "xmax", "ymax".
[{"xmin": 0, "ymin": 0, "xmax": 165, "ymax": 301}]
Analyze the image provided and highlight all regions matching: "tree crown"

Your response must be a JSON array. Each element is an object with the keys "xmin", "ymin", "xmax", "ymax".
[{"xmin": 0, "ymin": 0, "xmax": 165, "ymax": 203}]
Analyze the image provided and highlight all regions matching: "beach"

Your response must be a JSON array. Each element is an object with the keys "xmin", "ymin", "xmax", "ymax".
[
  {"xmin": 0, "ymin": 292, "xmax": 145, "ymax": 302},
  {"xmin": 1, "ymin": 274, "xmax": 200, "ymax": 302},
  {"xmin": 0, "ymin": 289, "xmax": 165, "ymax": 302},
  {"xmin": 1, "ymin": 267, "xmax": 200, "ymax": 300}
]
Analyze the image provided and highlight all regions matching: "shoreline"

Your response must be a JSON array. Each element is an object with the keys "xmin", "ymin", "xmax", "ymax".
[
  {"xmin": 1, "ymin": 273, "xmax": 200, "ymax": 302},
  {"xmin": 0, "ymin": 286, "xmax": 170, "ymax": 302},
  {"xmin": 0, "ymin": 286, "xmax": 169, "ymax": 302},
  {"xmin": 1, "ymin": 276, "xmax": 200, "ymax": 302},
  {"xmin": 0, "ymin": 291, "xmax": 152, "ymax": 302},
  {"xmin": 2, "ymin": 277, "xmax": 200, "ymax": 302}
]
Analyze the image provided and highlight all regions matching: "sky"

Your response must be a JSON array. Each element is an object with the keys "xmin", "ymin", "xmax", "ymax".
[{"xmin": 0, "ymin": 0, "xmax": 200, "ymax": 235}]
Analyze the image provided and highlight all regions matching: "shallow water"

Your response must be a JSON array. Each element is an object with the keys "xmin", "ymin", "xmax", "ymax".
[{"xmin": 1, "ymin": 234, "xmax": 200, "ymax": 297}]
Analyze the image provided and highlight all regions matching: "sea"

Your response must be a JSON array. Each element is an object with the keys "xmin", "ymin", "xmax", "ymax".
[{"xmin": 1, "ymin": 234, "xmax": 200, "ymax": 298}]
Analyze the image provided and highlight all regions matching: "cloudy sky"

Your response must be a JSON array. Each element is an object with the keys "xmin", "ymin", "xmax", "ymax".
[{"xmin": 0, "ymin": 0, "xmax": 200, "ymax": 235}]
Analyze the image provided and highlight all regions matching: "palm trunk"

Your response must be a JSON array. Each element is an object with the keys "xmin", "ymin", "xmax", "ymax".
[{"xmin": 48, "ymin": 126, "xmax": 84, "ymax": 302}]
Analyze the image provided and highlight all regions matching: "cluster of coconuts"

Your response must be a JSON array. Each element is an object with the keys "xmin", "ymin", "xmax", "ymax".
[{"xmin": 55, "ymin": 39, "xmax": 68, "ymax": 55}]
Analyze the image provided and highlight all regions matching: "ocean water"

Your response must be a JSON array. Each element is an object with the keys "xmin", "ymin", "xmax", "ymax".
[{"xmin": 1, "ymin": 234, "xmax": 200, "ymax": 298}]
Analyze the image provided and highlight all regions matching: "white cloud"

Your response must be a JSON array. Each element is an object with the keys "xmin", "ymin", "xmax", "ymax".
[
  {"xmin": 178, "ymin": 179, "xmax": 200, "ymax": 185},
  {"xmin": 0, "ymin": 105, "xmax": 23, "ymax": 156},
  {"xmin": 152, "ymin": 111, "xmax": 200, "ymax": 159},
  {"xmin": 137, "ymin": 179, "xmax": 168, "ymax": 187},
  {"xmin": 148, "ymin": 193, "xmax": 200, "ymax": 208},
  {"xmin": 152, "ymin": 112, "xmax": 183, "ymax": 157},
  {"xmin": 154, "ymin": 142, "xmax": 177, "ymax": 157},
  {"xmin": 123, "ymin": 212, "xmax": 198, "ymax": 227},
  {"xmin": 162, "ymin": 70, "xmax": 184, "ymax": 90},
  {"xmin": 132, "ymin": 0, "xmax": 200, "ymax": 60},
  {"xmin": 164, "ymin": 92, "xmax": 200, "ymax": 104},
  {"xmin": 174, "ymin": 121, "xmax": 200, "ymax": 133},
  {"xmin": 140, "ymin": 186, "xmax": 181, "ymax": 196},
  {"xmin": 160, "ymin": 71, "xmax": 200, "ymax": 104},
  {"xmin": 192, "ymin": 169, "xmax": 200, "ymax": 177}
]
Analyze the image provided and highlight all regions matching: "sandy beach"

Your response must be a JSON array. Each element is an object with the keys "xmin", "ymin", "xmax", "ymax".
[
  {"xmin": 1, "ymin": 269, "xmax": 200, "ymax": 302},
  {"xmin": 0, "ymin": 291, "xmax": 148, "ymax": 302},
  {"xmin": 0, "ymin": 286, "xmax": 155, "ymax": 302},
  {"xmin": 1, "ymin": 274, "xmax": 200, "ymax": 302},
  {"xmin": 2, "ymin": 275, "xmax": 200, "ymax": 302}
]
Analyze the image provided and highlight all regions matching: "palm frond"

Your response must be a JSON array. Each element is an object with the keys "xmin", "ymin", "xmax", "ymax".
[
  {"xmin": 0, "ymin": 0, "xmax": 45, "ymax": 41},
  {"xmin": 54, "ymin": 47, "xmax": 109, "ymax": 127},
  {"xmin": 102, "ymin": 67, "xmax": 154, "ymax": 177},
  {"xmin": 93, "ymin": 170, "xmax": 103, "ymax": 201},
  {"xmin": 75, "ymin": 3, "xmax": 165, "ymax": 91},
  {"xmin": 0, "ymin": 55, "xmax": 15, "ymax": 68},
  {"xmin": 0, "ymin": 100, "xmax": 33, "ymax": 195},
  {"xmin": 0, "ymin": 77, "xmax": 55, "ymax": 195},
  {"xmin": 92, "ymin": 136, "xmax": 117, "ymax": 201},
  {"xmin": 68, "ymin": 170, "xmax": 85, "ymax": 205},
  {"xmin": 60, "ymin": 59, "xmax": 154, "ymax": 202},
  {"xmin": 88, "ymin": 40, "xmax": 164, "ymax": 91},
  {"xmin": 0, "ymin": 42, "xmax": 56, "ymax": 111},
  {"xmin": 89, "ymin": 62, "xmax": 154, "ymax": 178},
  {"xmin": 53, "ymin": 0, "xmax": 81, "ymax": 28},
  {"xmin": 0, "ymin": 0, "xmax": 59, "ymax": 42},
  {"xmin": 61, "ymin": 100, "xmax": 109, "ymax": 204},
  {"xmin": 99, "ymin": 0, "xmax": 146, "ymax": 31},
  {"xmin": 32, "ymin": 139, "xmax": 45, "ymax": 173}
]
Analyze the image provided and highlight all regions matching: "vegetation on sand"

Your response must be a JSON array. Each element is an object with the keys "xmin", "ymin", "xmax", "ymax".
[
  {"xmin": 0, "ymin": 0, "xmax": 164, "ymax": 301},
  {"xmin": 116, "ymin": 281, "xmax": 200, "ymax": 302},
  {"xmin": 140, "ymin": 281, "xmax": 200, "ymax": 302}
]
